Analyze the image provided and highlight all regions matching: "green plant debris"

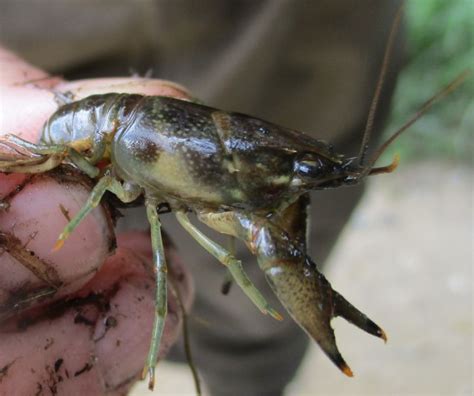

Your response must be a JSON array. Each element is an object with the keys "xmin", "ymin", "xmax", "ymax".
[{"xmin": 382, "ymin": 0, "xmax": 473, "ymax": 163}]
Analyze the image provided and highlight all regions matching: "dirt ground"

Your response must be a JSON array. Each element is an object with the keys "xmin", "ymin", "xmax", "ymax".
[{"xmin": 132, "ymin": 161, "xmax": 472, "ymax": 396}]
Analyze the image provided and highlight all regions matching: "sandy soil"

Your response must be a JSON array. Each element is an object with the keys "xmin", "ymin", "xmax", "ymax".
[{"xmin": 132, "ymin": 161, "xmax": 472, "ymax": 396}]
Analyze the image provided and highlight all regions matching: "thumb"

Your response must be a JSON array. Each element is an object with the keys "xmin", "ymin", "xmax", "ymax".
[{"xmin": 0, "ymin": 46, "xmax": 61, "ymax": 141}]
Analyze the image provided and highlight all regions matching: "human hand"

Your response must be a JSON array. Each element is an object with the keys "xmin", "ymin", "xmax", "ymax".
[{"xmin": 0, "ymin": 47, "xmax": 194, "ymax": 395}]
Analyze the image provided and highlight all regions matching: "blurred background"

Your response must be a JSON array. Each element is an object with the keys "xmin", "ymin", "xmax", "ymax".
[
  {"xmin": 133, "ymin": 1, "xmax": 473, "ymax": 395},
  {"xmin": 0, "ymin": 0, "xmax": 471, "ymax": 394},
  {"xmin": 382, "ymin": 0, "xmax": 473, "ymax": 162}
]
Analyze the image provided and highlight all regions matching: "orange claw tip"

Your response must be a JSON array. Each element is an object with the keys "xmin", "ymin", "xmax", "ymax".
[
  {"xmin": 379, "ymin": 328, "xmax": 388, "ymax": 343},
  {"xmin": 330, "ymin": 351, "xmax": 354, "ymax": 378},
  {"xmin": 341, "ymin": 363, "xmax": 354, "ymax": 378},
  {"xmin": 52, "ymin": 239, "xmax": 65, "ymax": 252}
]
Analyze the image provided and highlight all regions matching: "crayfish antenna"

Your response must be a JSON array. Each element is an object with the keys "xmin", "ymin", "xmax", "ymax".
[
  {"xmin": 358, "ymin": 3, "xmax": 404, "ymax": 166},
  {"xmin": 333, "ymin": 291, "xmax": 387, "ymax": 343},
  {"xmin": 361, "ymin": 69, "xmax": 472, "ymax": 179}
]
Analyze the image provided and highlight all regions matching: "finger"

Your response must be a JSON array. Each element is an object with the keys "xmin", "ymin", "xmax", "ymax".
[
  {"xmin": 58, "ymin": 77, "xmax": 193, "ymax": 100},
  {"xmin": 0, "ymin": 49, "xmax": 194, "ymax": 315},
  {"xmin": 117, "ymin": 230, "xmax": 194, "ymax": 312},
  {"xmin": 0, "ymin": 77, "xmax": 191, "ymax": 143},
  {"xmin": 0, "ymin": 46, "xmax": 192, "ymax": 143},
  {"xmin": 0, "ymin": 47, "xmax": 54, "ymax": 87},
  {"xmin": 0, "ymin": 84, "xmax": 57, "ymax": 141},
  {"xmin": 91, "ymin": 241, "xmax": 193, "ymax": 392},
  {"xmin": 0, "ymin": 47, "xmax": 62, "ymax": 141},
  {"xmin": 0, "ymin": 173, "xmax": 27, "ymax": 198},
  {"xmin": 0, "ymin": 171, "xmax": 114, "ymax": 316},
  {"xmin": 0, "ymin": 242, "xmax": 192, "ymax": 395}
]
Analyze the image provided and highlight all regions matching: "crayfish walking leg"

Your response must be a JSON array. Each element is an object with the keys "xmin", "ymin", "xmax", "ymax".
[
  {"xmin": 175, "ymin": 211, "xmax": 282, "ymax": 321},
  {"xmin": 142, "ymin": 197, "xmax": 168, "ymax": 390},
  {"xmin": 0, "ymin": 134, "xmax": 101, "ymax": 177}
]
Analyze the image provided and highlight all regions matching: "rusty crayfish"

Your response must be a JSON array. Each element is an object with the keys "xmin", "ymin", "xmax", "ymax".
[{"xmin": 0, "ymin": 15, "xmax": 468, "ymax": 391}]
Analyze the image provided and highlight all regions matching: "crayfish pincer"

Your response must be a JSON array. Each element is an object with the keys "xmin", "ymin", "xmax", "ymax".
[{"xmin": 0, "ymin": 63, "xmax": 467, "ymax": 387}]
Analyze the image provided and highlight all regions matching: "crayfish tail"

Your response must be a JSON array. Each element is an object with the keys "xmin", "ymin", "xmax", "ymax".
[{"xmin": 333, "ymin": 291, "xmax": 388, "ymax": 342}]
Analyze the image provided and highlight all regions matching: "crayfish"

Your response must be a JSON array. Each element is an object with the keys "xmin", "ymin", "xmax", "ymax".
[{"xmin": 0, "ymin": 16, "xmax": 468, "ymax": 392}]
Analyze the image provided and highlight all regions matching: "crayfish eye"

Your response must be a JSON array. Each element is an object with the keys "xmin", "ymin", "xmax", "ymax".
[{"xmin": 294, "ymin": 154, "xmax": 325, "ymax": 178}]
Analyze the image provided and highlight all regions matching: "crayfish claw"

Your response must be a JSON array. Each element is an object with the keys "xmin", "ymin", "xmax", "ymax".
[
  {"xmin": 333, "ymin": 291, "xmax": 388, "ymax": 343},
  {"xmin": 200, "ymin": 210, "xmax": 385, "ymax": 377},
  {"xmin": 341, "ymin": 362, "xmax": 354, "ymax": 377},
  {"xmin": 316, "ymin": 324, "xmax": 354, "ymax": 377}
]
